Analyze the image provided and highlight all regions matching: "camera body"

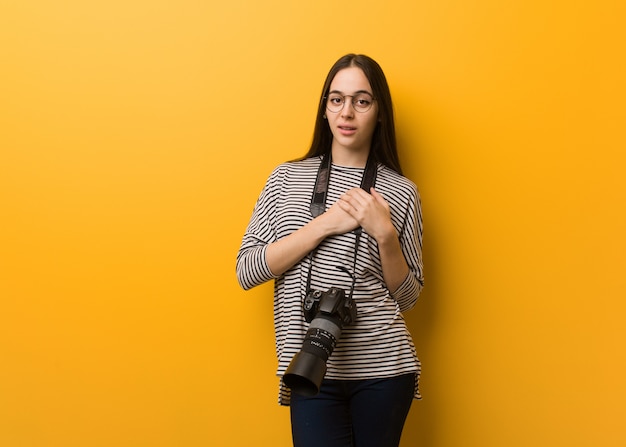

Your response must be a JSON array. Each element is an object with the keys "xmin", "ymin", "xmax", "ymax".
[
  {"xmin": 283, "ymin": 286, "xmax": 357, "ymax": 396},
  {"xmin": 303, "ymin": 287, "xmax": 357, "ymax": 326}
]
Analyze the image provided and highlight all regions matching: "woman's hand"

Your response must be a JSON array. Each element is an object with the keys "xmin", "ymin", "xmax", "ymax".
[
  {"xmin": 336, "ymin": 187, "xmax": 396, "ymax": 244},
  {"xmin": 318, "ymin": 200, "xmax": 360, "ymax": 236}
]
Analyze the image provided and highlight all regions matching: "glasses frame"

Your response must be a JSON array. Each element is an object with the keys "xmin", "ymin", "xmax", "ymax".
[{"xmin": 323, "ymin": 92, "xmax": 377, "ymax": 114}]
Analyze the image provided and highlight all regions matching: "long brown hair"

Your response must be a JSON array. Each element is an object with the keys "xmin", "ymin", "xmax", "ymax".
[{"xmin": 299, "ymin": 54, "xmax": 403, "ymax": 175}]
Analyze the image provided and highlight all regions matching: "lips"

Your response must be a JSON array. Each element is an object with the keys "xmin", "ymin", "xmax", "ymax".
[{"xmin": 338, "ymin": 125, "xmax": 357, "ymax": 136}]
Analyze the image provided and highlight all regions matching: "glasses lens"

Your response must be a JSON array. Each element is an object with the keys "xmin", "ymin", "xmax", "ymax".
[
  {"xmin": 326, "ymin": 93, "xmax": 374, "ymax": 113},
  {"xmin": 353, "ymin": 93, "xmax": 374, "ymax": 112},
  {"xmin": 326, "ymin": 94, "xmax": 344, "ymax": 113}
]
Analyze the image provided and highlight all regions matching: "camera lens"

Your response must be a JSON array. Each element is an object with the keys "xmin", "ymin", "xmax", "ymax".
[{"xmin": 283, "ymin": 314, "xmax": 342, "ymax": 396}]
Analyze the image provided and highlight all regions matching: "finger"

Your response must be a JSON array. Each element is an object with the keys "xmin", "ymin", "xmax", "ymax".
[
  {"xmin": 338, "ymin": 198, "xmax": 361, "ymax": 217},
  {"xmin": 337, "ymin": 197, "xmax": 359, "ymax": 215},
  {"xmin": 341, "ymin": 188, "xmax": 367, "ymax": 206},
  {"xmin": 370, "ymin": 187, "xmax": 388, "ymax": 206},
  {"xmin": 355, "ymin": 187, "xmax": 377, "ymax": 203}
]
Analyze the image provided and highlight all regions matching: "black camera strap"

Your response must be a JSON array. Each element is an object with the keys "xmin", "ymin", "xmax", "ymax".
[
  {"xmin": 305, "ymin": 151, "xmax": 378, "ymax": 298},
  {"xmin": 310, "ymin": 152, "xmax": 377, "ymax": 218}
]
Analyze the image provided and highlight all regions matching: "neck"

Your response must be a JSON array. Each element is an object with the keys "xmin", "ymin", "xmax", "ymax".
[{"xmin": 331, "ymin": 147, "xmax": 370, "ymax": 168}]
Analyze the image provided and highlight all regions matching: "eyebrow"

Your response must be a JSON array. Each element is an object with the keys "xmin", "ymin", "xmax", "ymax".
[{"xmin": 328, "ymin": 89, "xmax": 374, "ymax": 96}]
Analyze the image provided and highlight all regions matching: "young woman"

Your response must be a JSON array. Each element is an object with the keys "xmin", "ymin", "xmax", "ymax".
[{"xmin": 236, "ymin": 54, "xmax": 424, "ymax": 447}]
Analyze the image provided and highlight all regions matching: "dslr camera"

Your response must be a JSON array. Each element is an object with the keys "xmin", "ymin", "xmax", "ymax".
[{"xmin": 283, "ymin": 287, "xmax": 357, "ymax": 396}]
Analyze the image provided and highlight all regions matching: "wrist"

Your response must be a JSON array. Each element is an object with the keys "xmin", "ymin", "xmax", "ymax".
[
  {"xmin": 372, "ymin": 223, "xmax": 398, "ymax": 246},
  {"xmin": 310, "ymin": 212, "xmax": 341, "ymax": 238},
  {"xmin": 304, "ymin": 216, "xmax": 332, "ymax": 245}
]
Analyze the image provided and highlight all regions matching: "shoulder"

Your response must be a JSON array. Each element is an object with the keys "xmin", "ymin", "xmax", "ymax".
[
  {"xmin": 261, "ymin": 157, "xmax": 322, "ymax": 194},
  {"xmin": 269, "ymin": 156, "xmax": 321, "ymax": 176},
  {"xmin": 267, "ymin": 157, "xmax": 322, "ymax": 184}
]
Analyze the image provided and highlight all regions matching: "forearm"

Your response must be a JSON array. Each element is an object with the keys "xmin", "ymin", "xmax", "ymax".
[
  {"xmin": 376, "ymin": 231, "xmax": 410, "ymax": 294},
  {"xmin": 265, "ymin": 218, "xmax": 328, "ymax": 276}
]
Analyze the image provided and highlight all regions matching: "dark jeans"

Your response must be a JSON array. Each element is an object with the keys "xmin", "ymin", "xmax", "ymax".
[{"xmin": 290, "ymin": 373, "xmax": 416, "ymax": 447}]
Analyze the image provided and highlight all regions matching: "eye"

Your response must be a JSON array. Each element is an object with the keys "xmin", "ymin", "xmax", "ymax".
[
  {"xmin": 354, "ymin": 95, "xmax": 372, "ymax": 107},
  {"xmin": 328, "ymin": 95, "xmax": 343, "ymax": 105}
]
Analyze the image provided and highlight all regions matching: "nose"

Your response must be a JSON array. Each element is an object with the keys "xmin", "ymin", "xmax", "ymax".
[{"xmin": 340, "ymin": 98, "xmax": 355, "ymax": 118}]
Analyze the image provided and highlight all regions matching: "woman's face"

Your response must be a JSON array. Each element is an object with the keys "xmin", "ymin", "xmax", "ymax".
[{"xmin": 325, "ymin": 66, "xmax": 379, "ymax": 158}]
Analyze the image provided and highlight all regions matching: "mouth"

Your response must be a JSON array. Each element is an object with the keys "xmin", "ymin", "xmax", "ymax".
[{"xmin": 338, "ymin": 125, "xmax": 357, "ymax": 135}]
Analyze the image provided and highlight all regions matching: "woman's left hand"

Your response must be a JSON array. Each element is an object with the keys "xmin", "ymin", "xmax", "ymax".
[{"xmin": 336, "ymin": 187, "xmax": 396, "ymax": 243}]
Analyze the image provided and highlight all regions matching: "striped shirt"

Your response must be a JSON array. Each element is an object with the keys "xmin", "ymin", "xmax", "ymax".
[{"xmin": 236, "ymin": 156, "xmax": 424, "ymax": 405}]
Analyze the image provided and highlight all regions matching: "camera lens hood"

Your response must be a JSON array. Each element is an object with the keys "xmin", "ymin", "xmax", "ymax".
[{"xmin": 283, "ymin": 351, "xmax": 327, "ymax": 396}]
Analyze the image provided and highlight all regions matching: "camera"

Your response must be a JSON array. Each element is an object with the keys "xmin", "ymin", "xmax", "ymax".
[{"xmin": 283, "ymin": 287, "xmax": 357, "ymax": 396}]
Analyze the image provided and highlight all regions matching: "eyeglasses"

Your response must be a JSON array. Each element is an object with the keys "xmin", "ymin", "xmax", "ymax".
[{"xmin": 324, "ymin": 92, "xmax": 376, "ymax": 113}]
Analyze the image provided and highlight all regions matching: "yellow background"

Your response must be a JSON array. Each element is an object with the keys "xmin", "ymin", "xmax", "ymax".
[{"xmin": 1, "ymin": 1, "xmax": 625, "ymax": 446}]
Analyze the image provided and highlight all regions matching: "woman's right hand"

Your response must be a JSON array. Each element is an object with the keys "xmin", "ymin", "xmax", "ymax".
[{"xmin": 317, "ymin": 201, "xmax": 360, "ymax": 236}]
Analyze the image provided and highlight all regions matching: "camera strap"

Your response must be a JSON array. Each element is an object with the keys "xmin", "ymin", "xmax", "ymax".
[
  {"xmin": 310, "ymin": 152, "xmax": 378, "ymax": 218},
  {"xmin": 305, "ymin": 151, "xmax": 378, "ymax": 298}
]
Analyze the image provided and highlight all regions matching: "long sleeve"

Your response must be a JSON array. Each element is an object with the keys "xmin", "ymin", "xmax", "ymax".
[
  {"xmin": 236, "ymin": 166, "xmax": 283, "ymax": 290},
  {"xmin": 388, "ymin": 182, "xmax": 424, "ymax": 312}
]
